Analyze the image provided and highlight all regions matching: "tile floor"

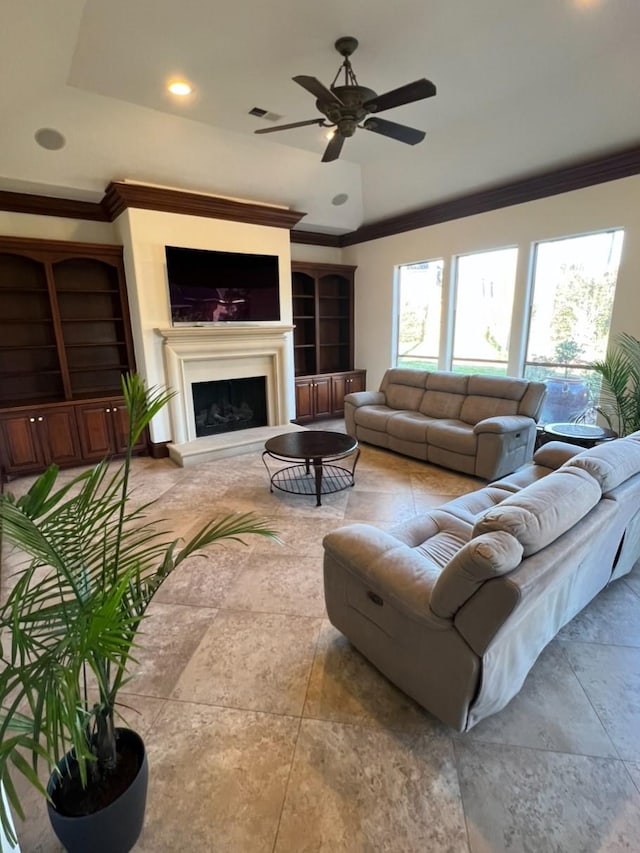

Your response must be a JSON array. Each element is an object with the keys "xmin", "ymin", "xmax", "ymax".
[{"xmin": 3, "ymin": 421, "xmax": 640, "ymax": 852}]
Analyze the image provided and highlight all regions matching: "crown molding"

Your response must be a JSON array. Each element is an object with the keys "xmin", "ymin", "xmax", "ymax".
[
  {"xmin": 1, "ymin": 144, "xmax": 638, "ymax": 241},
  {"xmin": 102, "ymin": 182, "xmax": 306, "ymax": 229},
  {"xmin": 341, "ymin": 143, "xmax": 640, "ymax": 246},
  {"xmin": 289, "ymin": 230, "xmax": 342, "ymax": 247},
  {"xmin": 0, "ymin": 190, "xmax": 109, "ymax": 221}
]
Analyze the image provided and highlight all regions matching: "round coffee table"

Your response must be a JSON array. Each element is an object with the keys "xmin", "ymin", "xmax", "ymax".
[
  {"xmin": 542, "ymin": 422, "xmax": 618, "ymax": 448},
  {"xmin": 262, "ymin": 431, "xmax": 360, "ymax": 506}
]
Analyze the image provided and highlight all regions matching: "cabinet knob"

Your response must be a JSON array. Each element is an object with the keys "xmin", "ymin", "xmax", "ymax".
[
  {"xmin": 29, "ymin": 417, "xmax": 36, "ymax": 423},
  {"xmin": 37, "ymin": 416, "xmax": 44, "ymax": 422},
  {"xmin": 112, "ymin": 407, "xmax": 118, "ymax": 412},
  {"xmin": 105, "ymin": 408, "xmax": 111, "ymax": 413}
]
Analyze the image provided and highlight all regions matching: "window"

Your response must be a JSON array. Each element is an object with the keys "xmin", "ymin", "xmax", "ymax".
[
  {"xmin": 452, "ymin": 247, "xmax": 518, "ymax": 376},
  {"xmin": 396, "ymin": 259, "xmax": 443, "ymax": 370},
  {"xmin": 524, "ymin": 229, "xmax": 624, "ymax": 424}
]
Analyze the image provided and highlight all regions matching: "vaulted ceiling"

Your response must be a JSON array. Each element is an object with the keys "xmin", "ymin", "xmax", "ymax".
[{"xmin": 2, "ymin": 0, "xmax": 639, "ymax": 234}]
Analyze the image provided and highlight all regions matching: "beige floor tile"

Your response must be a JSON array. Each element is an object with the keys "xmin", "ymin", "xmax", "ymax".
[
  {"xmin": 275, "ymin": 719, "xmax": 468, "ymax": 853},
  {"xmin": 171, "ymin": 610, "xmax": 322, "ymax": 715},
  {"xmin": 304, "ymin": 621, "xmax": 445, "ymax": 733},
  {"xmin": 463, "ymin": 642, "xmax": 617, "ymax": 756},
  {"xmin": 128, "ymin": 602, "xmax": 217, "ymax": 698},
  {"xmin": 562, "ymin": 641, "xmax": 640, "ymax": 761},
  {"xmin": 222, "ymin": 554, "xmax": 326, "ymax": 618},
  {"xmin": 454, "ymin": 740, "xmax": 640, "ymax": 853},
  {"xmin": 153, "ymin": 549, "xmax": 249, "ymax": 607},
  {"xmin": 136, "ymin": 701, "xmax": 298, "ymax": 853},
  {"xmin": 344, "ymin": 488, "xmax": 416, "ymax": 521}
]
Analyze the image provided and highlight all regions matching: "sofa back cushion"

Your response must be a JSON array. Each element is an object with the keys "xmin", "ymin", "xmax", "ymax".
[
  {"xmin": 473, "ymin": 466, "xmax": 601, "ymax": 556},
  {"xmin": 564, "ymin": 436, "xmax": 640, "ymax": 493},
  {"xmin": 380, "ymin": 368, "xmax": 428, "ymax": 410},
  {"xmin": 459, "ymin": 375, "xmax": 528, "ymax": 425},
  {"xmin": 430, "ymin": 530, "xmax": 523, "ymax": 618},
  {"xmin": 419, "ymin": 372, "xmax": 469, "ymax": 418}
]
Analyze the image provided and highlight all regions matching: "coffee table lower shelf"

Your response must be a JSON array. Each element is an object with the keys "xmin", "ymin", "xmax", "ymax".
[{"xmin": 268, "ymin": 463, "xmax": 356, "ymax": 503}]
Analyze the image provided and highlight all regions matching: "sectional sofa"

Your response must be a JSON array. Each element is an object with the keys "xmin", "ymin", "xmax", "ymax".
[
  {"xmin": 344, "ymin": 368, "xmax": 546, "ymax": 480},
  {"xmin": 323, "ymin": 432, "xmax": 640, "ymax": 731}
]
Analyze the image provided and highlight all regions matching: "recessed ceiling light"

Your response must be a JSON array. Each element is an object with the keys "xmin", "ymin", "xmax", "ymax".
[
  {"xmin": 332, "ymin": 193, "xmax": 349, "ymax": 206},
  {"xmin": 168, "ymin": 81, "xmax": 192, "ymax": 96},
  {"xmin": 34, "ymin": 128, "xmax": 66, "ymax": 150}
]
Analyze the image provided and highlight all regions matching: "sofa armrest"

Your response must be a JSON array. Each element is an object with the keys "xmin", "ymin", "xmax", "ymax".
[
  {"xmin": 323, "ymin": 524, "xmax": 450, "ymax": 628},
  {"xmin": 473, "ymin": 415, "xmax": 534, "ymax": 435},
  {"xmin": 344, "ymin": 390, "xmax": 385, "ymax": 408}
]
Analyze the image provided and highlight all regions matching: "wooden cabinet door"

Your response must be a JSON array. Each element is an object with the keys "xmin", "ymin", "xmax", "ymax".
[
  {"xmin": 313, "ymin": 376, "xmax": 332, "ymax": 418},
  {"xmin": 41, "ymin": 408, "xmax": 82, "ymax": 467},
  {"xmin": 348, "ymin": 371, "xmax": 366, "ymax": 394},
  {"xmin": 75, "ymin": 403, "xmax": 115, "ymax": 460},
  {"xmin": 331, "ymin": 374, "xmax": 349, "ymax": 416},
  {"xmin": 294, "ymin": 379, "xmax": 315, "ymax": 421},
  {"xmin": 0, "ymin": 413, "xmax": 45, "ymax": 474}
]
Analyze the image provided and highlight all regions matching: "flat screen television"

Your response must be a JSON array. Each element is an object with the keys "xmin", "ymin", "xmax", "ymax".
[{"xmin": 165, "ymin": 245, "xmax": 280, "ymax": 324}]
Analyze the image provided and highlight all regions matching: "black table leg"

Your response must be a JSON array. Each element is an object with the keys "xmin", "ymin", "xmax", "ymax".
[{"xmin": 312, "ymin": 455, "xmax": 323, "ymax": 506}]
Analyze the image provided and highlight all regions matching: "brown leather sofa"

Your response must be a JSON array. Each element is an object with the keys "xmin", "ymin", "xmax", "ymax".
[{"xmin": 344, "ymin": 368, "xmax": 546, "ymax": 480}]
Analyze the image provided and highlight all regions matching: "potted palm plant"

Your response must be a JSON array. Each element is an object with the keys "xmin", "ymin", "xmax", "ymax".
[
  {"xmin": 0, "ymin": 373, "xmax": 278, "ymax": 851},
  {"xmin": 591, "ymin": 332, "xmax": 640, "ymax": 436}
]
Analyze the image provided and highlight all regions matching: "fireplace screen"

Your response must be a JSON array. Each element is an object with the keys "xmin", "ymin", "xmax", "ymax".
[{"xmin": 192, "ymin": 377, "xmax": 267, "ymax": 437}]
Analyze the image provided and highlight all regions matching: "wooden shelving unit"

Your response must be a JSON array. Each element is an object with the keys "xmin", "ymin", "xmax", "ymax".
[
  {"xmin": 0, "ymin": 236, "xmax": 144, "ymax": 477},
  {"xmin": 291, "ymin": 261, "xmax": 365, "ymax": 422}
]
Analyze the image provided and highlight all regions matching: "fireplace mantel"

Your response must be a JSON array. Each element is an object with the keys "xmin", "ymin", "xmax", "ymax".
[{"xmin": 156, "ymin": 324, "xmax": 296, "ymax": 453}]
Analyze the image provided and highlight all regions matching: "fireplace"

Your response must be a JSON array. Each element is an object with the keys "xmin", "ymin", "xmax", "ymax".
[
  {"xmin": 192, "ymin": 377, "xmax": 267, "ymax": 437},
  {"xmin": 156, "ymin": 324, "xmax": 298, "ymax": 464}
]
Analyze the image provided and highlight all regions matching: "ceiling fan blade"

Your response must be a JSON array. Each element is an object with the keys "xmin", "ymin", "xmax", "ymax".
[
  {"xmin": 254, "ymin": 118, "xmax": 325, "ymax": 135},
  {"xmin": 362, "ymin": 78, "xmax": 437, "ymax": 113},
  {"xmin": 362, "ymin": 117, "xmax": 426, "ymax": 145},
  {"xmin": 293, "ymin": 75, "xmax": 344, "ymax": 106},
  {"xmin": 321, "ymin": 132, "xmax": 345, "ymax": 163}
]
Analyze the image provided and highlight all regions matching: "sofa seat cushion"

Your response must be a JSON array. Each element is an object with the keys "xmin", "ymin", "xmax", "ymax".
[
  {"xmin": 353, "ymin": 405, "xmax": 403, "ymax": 432},
  {"xmin": 473, "ymin": 466, "xmax": 601, "ymax": 556},
  {"xmin": 430, "ymin": 531, "xmax": 524, "ymax": 619},
  {"xmin": 386, "ymin": 411, "xmax": 437, "ymax": 443},
  {"xmin": 565, "ymin": 436, "xmax": 640, "ymax": 493},
  {"xmin": 440, "ymin": 486, "xmax": 516, "ymax": 524},
  {"xmin": 427, "ymin": 419, "xmax": 477, "ymax": 455}
]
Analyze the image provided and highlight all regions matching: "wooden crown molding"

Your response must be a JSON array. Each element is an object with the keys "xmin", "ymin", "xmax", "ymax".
[
  {"xmin": 1, "ymin": 144, "xmax": 638, "ymax": 242},
  {"xmin": 341, "ymin": 143, "xmax": 640, "ymax": 246},
  {"xmin": 290, "ymin": 230, "xmax": 342, "ymax": 248},
  {"xmin": 102, "ymin": 182, "xmax": 306, "ymax": 229},
  {"xmin": 0, "ymin": 190, "xmax": 109, "ymax": 222}
]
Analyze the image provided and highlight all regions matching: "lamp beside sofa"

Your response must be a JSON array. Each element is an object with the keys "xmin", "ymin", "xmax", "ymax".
[
  {"xmin": 323, "ymin": 432, "xmax": 640, "ymax": 731},
  {"xmin": 344, "ymin": 368, "xmax": 547, "ymax": 480}
]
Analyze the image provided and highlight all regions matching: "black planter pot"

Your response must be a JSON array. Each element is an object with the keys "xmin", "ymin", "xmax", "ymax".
[{"xmin": 47, "ymin": 728, "xmax": 148, "ymax": 853}]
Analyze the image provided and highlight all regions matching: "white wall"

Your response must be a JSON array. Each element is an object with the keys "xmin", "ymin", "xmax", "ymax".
[
  {"xmin": 113, "ymin": 207, "xmax": 294, "ymax": 442},
  {"xmin": 343, "ymin": 175, "xmax": 640, "ymax": 391},
  {"xmin": 290, "ymin": 243, "xmax": 343, "ymax": 265},
  {"xmin": 0, "ymin": 211, "xmax": 116, "ymax": 243}
]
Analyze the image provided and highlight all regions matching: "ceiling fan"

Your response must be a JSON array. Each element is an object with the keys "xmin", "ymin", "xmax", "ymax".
[{"xmin": 254, "ymin": 36, "xmax": 436, "ymax": 162}]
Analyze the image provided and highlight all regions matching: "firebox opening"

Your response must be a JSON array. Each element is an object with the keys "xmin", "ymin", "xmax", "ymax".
[{"xmin": 192, "ymin": 377, "xmax": 268, "ymax": 437}]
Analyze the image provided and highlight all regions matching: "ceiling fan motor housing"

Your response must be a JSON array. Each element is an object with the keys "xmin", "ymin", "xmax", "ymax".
[{"xmin": 317, "ymin": 85, "xmax": 377, "ymax": 135}]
